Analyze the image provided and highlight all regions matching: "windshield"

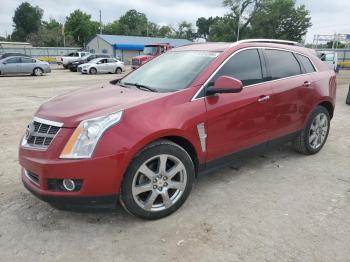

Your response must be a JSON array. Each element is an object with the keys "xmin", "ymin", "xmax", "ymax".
[
  {"xmin": 120, "ymin": 51, "xmax": 218, "ymax": 92},
  {"xmin": 143, "ymin": 46, "xmax": 158, "ymax": 56}
]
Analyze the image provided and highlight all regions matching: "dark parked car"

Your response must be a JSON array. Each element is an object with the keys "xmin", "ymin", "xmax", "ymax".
[
  {"xmin": 0, "ymin": 52, "xmax": 31, "ymax": 60},
  {"xmin": 19, "ymin": 39, "xmax": 336, "ymax": 219},
  {"xmin": 68, "ymin": 54, "xmax": 111, "ymax": 72}
]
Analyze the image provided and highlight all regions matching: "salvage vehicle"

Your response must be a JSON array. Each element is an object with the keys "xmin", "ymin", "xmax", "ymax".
[
  {"xmin": 69, "ymin": 54, "xmax": 111, "ymax": 72},
  {"xmin": 57, "ymin": 51, "xmax": 90, "ymax": 69},
  {"xmin": 0, "ymin": 56, "xmax": 51, "ymax": 76},
  {"xmin": 78, "ymin": 57, "xmax": 125, "ymax": 74},
  {"xmin": 20, "ymin": 39, "xmax": 336, "ymax": 219},
  {"xmin": 131, "ymin": 43, "xmax": 172, "ymax": 69}
]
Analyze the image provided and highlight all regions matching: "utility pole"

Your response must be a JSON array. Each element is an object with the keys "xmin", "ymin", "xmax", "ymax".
[
  {"xmin": 99, "ymin": 10, "xmax": 102, "ymax": 34},
  {"xmin": 236, "ymin": 0, "xmax": 242, "ymax": 41}
]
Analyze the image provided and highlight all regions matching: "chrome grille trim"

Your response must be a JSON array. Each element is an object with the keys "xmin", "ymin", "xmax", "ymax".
[
  {"xmin": 24, "ymin": 169, "xmax": 40, "ymax": 187},
  {"xmin": 22, "ymin": 117, "xmax": 63, "ymax": 151}
]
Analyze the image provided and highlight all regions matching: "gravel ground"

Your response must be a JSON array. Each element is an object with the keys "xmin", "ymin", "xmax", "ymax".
[{"xmin": 0, "ymin": 66, "xmax": 349, "ymax": 262}]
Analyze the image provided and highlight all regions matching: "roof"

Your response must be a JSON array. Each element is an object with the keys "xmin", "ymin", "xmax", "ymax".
[
  {"xmin": 0, "ymin": 41, "xmax": 32, "ymax": 45},
  {"xmin": 175, "ymin": 42, "xmax": 232, "ymax": 52},
  {"xmin": 96, "ymin": 34, "xmax": 192, "ymax": 47}
]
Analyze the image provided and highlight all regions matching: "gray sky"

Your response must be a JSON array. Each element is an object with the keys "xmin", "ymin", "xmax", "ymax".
[{"xmin": 1, "ymin": 0, "xmax": 349, "ymax": 43}]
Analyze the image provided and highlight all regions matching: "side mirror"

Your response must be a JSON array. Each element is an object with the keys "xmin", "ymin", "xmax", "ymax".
[{"xmin": 206, "ymin": 76, "xmax": 243, "ymax": 95}]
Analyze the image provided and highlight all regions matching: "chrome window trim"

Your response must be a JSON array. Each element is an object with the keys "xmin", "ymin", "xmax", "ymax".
[{"xmin": 191, "ymin": 46, "xmax": 318, "ymax": 101}]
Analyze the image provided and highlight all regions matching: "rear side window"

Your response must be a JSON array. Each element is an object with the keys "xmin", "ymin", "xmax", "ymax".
[
  {"xmin": 296, "ymin": 54, "xmax": 316, "ymax": 73},
  {"xmin": 265, "ymin": 50, "xmax": 301, "ymax": 80},
  {"xmin": 21, "ymin": 57, "xmax": 35, "ymax": 63},
  {"xmin": 212, "ymin": 49, "xmax": 264, "ymax": 86}
]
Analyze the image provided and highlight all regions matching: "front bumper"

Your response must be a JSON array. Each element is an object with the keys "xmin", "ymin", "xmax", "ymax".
[{"xmin": 19, "ymin": 128, "xmax": 125, "ymax": 207}]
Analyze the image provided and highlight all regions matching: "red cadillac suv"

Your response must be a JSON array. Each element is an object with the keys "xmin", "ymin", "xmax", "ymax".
[{"xmin": 19, "ymin": 39, "xmax": 336, "ymax": 219}]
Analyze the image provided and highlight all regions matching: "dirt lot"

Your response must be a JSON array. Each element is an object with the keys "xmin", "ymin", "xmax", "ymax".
[{"xmin": 0, "ymin": 66, "xmax": 349, "ymax": 262}]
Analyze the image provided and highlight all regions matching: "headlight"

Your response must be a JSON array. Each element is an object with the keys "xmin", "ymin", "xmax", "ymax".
[{"xmin": 60, "ymin": 111, "xmax": 123, "ymax": 159}]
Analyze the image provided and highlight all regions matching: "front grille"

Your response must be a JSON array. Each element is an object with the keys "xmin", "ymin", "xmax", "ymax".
[
  {"xmin": 23, "ymin": 117, "xmax": 63, "ymax": 150},
  {"xmin": 24, "ymin": 170, "xmax": 40, "ymax": 186},
  {"xmin": 132, "ymin": 59, "xmax": 140, "ymax": 65}
]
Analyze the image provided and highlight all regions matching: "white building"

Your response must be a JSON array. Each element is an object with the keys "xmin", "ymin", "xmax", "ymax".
[{"xmin": 86, "ymin": 34, "xmax": 191, "ymax": 63}]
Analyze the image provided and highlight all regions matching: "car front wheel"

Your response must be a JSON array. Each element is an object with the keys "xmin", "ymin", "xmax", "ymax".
[
  {"xmin": 293, "ymin": 106, "xmax": 330, "ymax": 154},
  {"xmin": 120, "ymin": 140, "xmax": 195, "ymax": 219},
  {"xmin": 33, "ymin": 67, "xmax": 43, "ymax": 76}
]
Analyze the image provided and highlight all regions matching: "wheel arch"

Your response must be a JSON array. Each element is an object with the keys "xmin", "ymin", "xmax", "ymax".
[{"xmin": 318, "ymin": 100, "xmax": 334, "ymax": 119}]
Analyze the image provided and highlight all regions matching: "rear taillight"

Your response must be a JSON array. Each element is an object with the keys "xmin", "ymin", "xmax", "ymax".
[{"xmin": 61, "ymin": 58, "xmax": 63, "ymax": 61}]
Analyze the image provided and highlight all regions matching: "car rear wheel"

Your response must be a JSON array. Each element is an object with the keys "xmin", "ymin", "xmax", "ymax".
[
  {"xmin": 120, "ymin": 140, "xmax": 195, "ymax": 219},
  {"xmin": 33, "ymin": 67, "xmax": 43, "ymax": 76},
  {"xmin": 115, "ymin": 67, "xmax": 122, "ymax": 74},
  {"xmin": 89, "ymin": 68, "xmax": 97, "ymax": 74},
  {"xmin": 292, "ymin": 106, "xmax": 330, "ymax": 155}
]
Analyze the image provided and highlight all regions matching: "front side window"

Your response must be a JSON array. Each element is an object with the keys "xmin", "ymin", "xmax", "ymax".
[
  {"xmin": 211, "ymin": 49, "xmax": 264, "ymax": 86},
  {"xmin": 6, "ymin": 57, "xmax": 21, "ymax": 64},
  {"xmin": 120, "ymin": 51, "xmax": 218, "ymax": 92},
  {"xmin": 265, "ymin": 49, "xmax": 301, "ymax": 80}
]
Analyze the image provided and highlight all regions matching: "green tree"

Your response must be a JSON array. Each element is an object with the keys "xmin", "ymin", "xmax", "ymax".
[
  {"xmin": 175, "ymin": 21, "xmax": 194, "ymax": 40},
  {"xmin": 65, "ymin": 10, "xmax": 99, "ymax": 46},
  {"xmin": 208, "ymin": 15, "xmax": 237, "ymax": 42},
  {"xmin": 250, "ymin": 0, "xmax": 312, "ymax": 41},
  {"xmin": 223, "ymin": 0, "xmax": 264, "ymax": 40},
  {"xmin": 196, "ymin": 17, "xmax": 216, "ymax": 40},
  {"xmin": 118, "ymin": 9, "xmax": 148, "ymax": 36},
  {"xmin": 12, "ymin": 2, "xmax": 43, "ymax": 41},
  {"xmin": 157, "ymin": 25, "xmax": 173, "ymax": 38},
  {"xmin": 104, "ymin": 20, "xmax": 122, "ymax": 35}
]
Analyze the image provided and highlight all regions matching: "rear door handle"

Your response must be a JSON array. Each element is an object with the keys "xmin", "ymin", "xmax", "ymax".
[
  {"xmin": 258, "ymin": 95, "xmax": 270, "ymax": 103},
  {"xmin": 303, "ymin": 81, "xmax": 311, "ymax": 87}
]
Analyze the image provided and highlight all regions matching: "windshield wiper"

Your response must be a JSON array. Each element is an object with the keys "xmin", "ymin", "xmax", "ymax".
[{"xmin": 123, "ymin": 82, "xmax": 158, "ymax": 92}]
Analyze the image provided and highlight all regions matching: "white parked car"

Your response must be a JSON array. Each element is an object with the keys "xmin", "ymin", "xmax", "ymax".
[{"xmin": 78, "ymin": 58, "xmax": 126, "ymax": 74}]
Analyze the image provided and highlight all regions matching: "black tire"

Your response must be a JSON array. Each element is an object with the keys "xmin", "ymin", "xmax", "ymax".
[
  {"xmin": 89, "ymin": 68, "xmax": 97, "ymax": 74},
  {"xmin": 33, "ymin": 67, "xmax": 43, "ymax": 76},
  {"xmin": 63, "ymin": 65, "xmax": 68, "ymax": 69},
  {"xmin": 120, "ymin": 140, "xmax": 195, "ymax": 219},
  {"xmin": 115, "ymin": 67, "xmax": 122, "ymax": 74},
  {"xmin": 292, "ymin": 106, "xmax": 330, "ymax": 155}
]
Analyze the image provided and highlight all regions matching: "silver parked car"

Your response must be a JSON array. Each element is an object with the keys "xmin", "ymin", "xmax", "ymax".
[
  {"xmin": 0, "ymin": 56, "xmax": 51, "ymax": 76},
  {"xmin": 78, "ymin": 58, "xmax": 125, "ymax": 74}
]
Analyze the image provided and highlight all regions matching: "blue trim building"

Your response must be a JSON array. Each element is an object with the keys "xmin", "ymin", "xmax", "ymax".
[{"xmin": 86, "ymin": 34, "xmax": 191, "ymax": 63}]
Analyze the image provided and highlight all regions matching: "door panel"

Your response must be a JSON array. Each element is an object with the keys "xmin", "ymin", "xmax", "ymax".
[
  {"xmin": 268, "ymin": 75, "xmax": 314, "ymax": 139},
  {"xmin": 205, "ymin": 84, "xmax": 274, "ymax": 161},
  {"xmin": 2, "ymin": 57, "xmax": 20, "ymax": 74}
]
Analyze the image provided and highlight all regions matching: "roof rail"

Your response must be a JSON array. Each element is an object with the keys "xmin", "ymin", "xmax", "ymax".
[{"xmin": 236, "ymin": 39, "xmax": 303, "ymax": 47}]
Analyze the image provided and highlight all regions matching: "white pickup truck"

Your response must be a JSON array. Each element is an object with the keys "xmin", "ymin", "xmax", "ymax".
[{"xmin": 57, "ymin": 51, "xmax": 90, "ymax": 68}]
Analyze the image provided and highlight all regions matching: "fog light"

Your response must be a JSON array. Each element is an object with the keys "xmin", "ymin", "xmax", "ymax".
[{"xmin": 62, "ymin": 179, "xmax": 75, "ymax": 191}]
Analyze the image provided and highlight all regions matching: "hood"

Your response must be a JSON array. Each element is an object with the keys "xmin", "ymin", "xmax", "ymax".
[
  {"xmin": 35, "ymin": 83, "xmax": 167, "ymax": 127},
  {"xmin": 133, "ymin": 54, "xmax": 154, "ymax": 61}
]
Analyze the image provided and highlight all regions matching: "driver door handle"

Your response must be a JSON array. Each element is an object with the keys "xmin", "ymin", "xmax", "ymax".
[
  {"xmin": 303, "ymin": 81, "xmax": 311, "ymax": 87},
  {"xmin": 258, "ymin": 95, "xmax": 270, "ymax": 103}
]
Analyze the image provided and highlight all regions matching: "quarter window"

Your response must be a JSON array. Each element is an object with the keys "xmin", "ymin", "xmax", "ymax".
[
  {"xmin": 296, "ymin": 54, "xmax": 316, "ymax": 73},
  {"xmin": 212, "ymin": 49, "xmax": 264, "ymax": 86},
  {"xmin": 265, "ymin": 49, "xmax": 302, "ymax": 80}
]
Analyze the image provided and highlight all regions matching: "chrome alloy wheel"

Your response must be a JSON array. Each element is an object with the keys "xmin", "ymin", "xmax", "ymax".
[
  {"xmin": 132, "ymin": 154, "xmax": 187, "ymax": 212},
  {"xmin": 309, "ymin": 112, "xmax": 329, "ymax": 150},
  {"xmin": 34, "ymin": 68, "xmax": 43, "ymax": 76}
]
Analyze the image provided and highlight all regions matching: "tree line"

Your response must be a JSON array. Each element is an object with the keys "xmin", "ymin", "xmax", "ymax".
[{"xmin": 2, "ymin": 0, "xmax": 312, "ymax": 47}]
